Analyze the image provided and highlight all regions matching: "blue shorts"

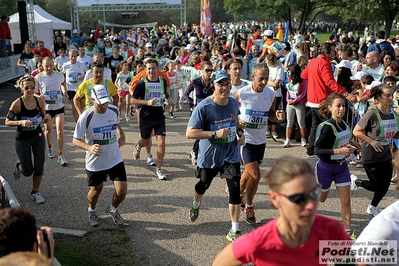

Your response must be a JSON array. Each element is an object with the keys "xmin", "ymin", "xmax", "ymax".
[
  {"xmin": 315, "ymin": 160, "xmax": 350, "ymax": 191},
  {"xmin": 240, "ymin": 142, "xmax": 266, "ymax": 165}
]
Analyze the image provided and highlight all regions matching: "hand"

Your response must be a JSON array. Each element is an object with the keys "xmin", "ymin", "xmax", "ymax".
[
  {"xmin": 369, "ymin": 140, "xmax": 383, "ymax": 152},
  {"xmin": 147, "ymin": 98, "xmax": 157, "ymax": 106},
  {"xmin": 237, "ymin": 134, "xmax": 245, "ymax": 146},
  {"xmin": 349, "ymin": 142, "xmax": 361, "ymax": 151},
  {"xmin": 77, "ymin": 76, "xmax": 84, "ymax": 81},
  {"xmin": 340, "ymin": 147, "xmax": 354, "ymax": 157},
  {"xmin": 89, "ymin": 144, "xmax": 102, "ymax": 156},
  {"xmin": 215, "ymin": 128, "xmax": 231, "ymax": 139},
  {"xmin": 118, "ymin": 135, "xmax": 126, "ymax": 147},
  {"xmin": 37, "ymin": 226, "xmax": 55, "ymax": 261},
  {"xmin": 63, "ymin": 95, "xmax": 69, "ymax": 104},
  {"xmin": 238, "ymin": 119, "xmax": 246, "ymax": 129},
  {"xmin": 42, "ymin": 114, "xmax": 51, "ymax": 123},
  {"xmin": 346, "ymin": 93, "xmax": 357, "ymax": 103},
  {"xmin": 21, "ymin": 120, "xmax": 32, "ymax": 127},
  {"xmin": 287, "ymin": 100, "xmax": 294, "ymax": 105}
]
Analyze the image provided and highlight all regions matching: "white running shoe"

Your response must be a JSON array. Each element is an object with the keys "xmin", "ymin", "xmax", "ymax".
[
  {"xmin": 350, "ymin": 174, "xmax": 358, "ymax": 191},
  {"xmin": 271, "ymin": 131, "xmax": 278, "ymax": 140},
  {"xmin": 155, "ymin": 168, "xmax": 167, "ymax": 180},
  {"xmin": 366, "ymin": 205, "xmax": 380, "ymax": 217},
  {"xmin": 146, "ymin": 154, "xmax": 156, "ymax": 166},
  {"xmin": 31, "ymin": 192, "xmax": 45, "ymax": 204},
  {"xmin": 58, "ymin": 154, "xmax": 68, "ymax": 166},
  {"xmin": 283, "ymin": 139, "xmax": 291, "ymax": 148},
  {"xmin": 125, "ymin": 114, "xmax": 130, "ymax": 122},
  {"xmin": 190, "ymin": 150, "xmax": 197, "ymax": 165},
  {"xmin": 47, "ymin": 148, "xmax": 55, "ymax": 158},
  {"xmin": 301, "ymin": 139, "xmax": 307, "ymax": 147}
]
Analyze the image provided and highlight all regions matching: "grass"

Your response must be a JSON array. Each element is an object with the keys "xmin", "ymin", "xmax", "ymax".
[{"xmin": 54, "ymin": 228, "xmax": 136, "ymax": 266}]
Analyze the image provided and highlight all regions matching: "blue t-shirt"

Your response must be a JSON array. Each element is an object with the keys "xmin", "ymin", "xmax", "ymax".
[{"xmin": 188, "ymin": 97, "xmax": 240, "ymax": 168}]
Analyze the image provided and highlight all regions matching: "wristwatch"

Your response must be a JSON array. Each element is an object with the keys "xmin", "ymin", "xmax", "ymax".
[{"xmin": 211, "ymin": 131, "xmax": 216, "ymax": 139}]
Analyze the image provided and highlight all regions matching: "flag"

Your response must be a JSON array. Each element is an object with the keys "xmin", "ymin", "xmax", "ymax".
[
  {"xmin": 93, "ymin": 24, "xmax": 101, "ymax": 40},
  {"xmin": 200, "ymin": 0, "xmax": 212, "ymax": 37},
  {"xmin": 276, "ymin": 23, "xmax": 283, "ymax": 41},
  {"xmin": 283, "ymin": 21, "xmax": 289, "ymax": 42}
]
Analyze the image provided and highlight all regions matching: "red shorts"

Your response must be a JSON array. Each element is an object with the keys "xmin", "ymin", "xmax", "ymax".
[{"xmin": 118, "ymin": 90, "xmax": 130, "ymax": 98}]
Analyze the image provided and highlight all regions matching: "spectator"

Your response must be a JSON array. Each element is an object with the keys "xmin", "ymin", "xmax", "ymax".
[
  {"xmin": 32, "ymin": 41, "xmax": 52, "ymax": 59},
  {"xmin": 0, "ymin": 15, "xmax": 12, "ymax": 57}
]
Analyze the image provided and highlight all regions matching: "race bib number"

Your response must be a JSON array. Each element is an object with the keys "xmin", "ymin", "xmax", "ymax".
[
  {"xmin": 377, "ymin": 120, "xmax": 398, "ymax": 146},
  {"xmin": 93, "ymin": 124, "xmax": 117, "ymax": 145},
  {"xmin": 21, "ymin": 113, "xmax": 42, "ymax": 131},
  {"xmin": 210, "ymin": 120, "xmax": 237, "ymax": 144},
  {"xmin": 243, "ymin": 109, "xmax": 268, "ymax": 129},
  {"xmin": 111, "ymin": 60, "xmax": 119, "ymax": 68},
  {"xmin": 145, "ymin": 87, "xmax": 163, "ymax": 106},
  {"xmin": 44, "ymin": 91, "xmax": 62, "ymax": 104},
  {"xmin": 68, "ymin": 72, "xmax": 80, "ymax": 84}
]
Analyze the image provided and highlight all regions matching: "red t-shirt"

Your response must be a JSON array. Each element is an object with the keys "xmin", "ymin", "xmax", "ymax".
[
  {"xmin": 32, "ymin": 48, "xmax": 52, "ymax": 58},
  {"xmin": 233, "ymin": 214, "xmax": 350, "ymax": 266}
]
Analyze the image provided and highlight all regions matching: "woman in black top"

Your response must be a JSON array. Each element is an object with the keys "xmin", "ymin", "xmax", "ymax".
[
  {"xmin": 107, "ymin": 46, "xmax": 124, "ymax": 82},
  {"xmin": 314, "ymin": 92, "xmax": 360, "ymax": 236},
  {"xmin": 17, "ymin": 43, "xmax": 33, "ymax": 74},
  {"xmin": 5, "ymin": 75, "xmax": 50, "ymax": 204}
]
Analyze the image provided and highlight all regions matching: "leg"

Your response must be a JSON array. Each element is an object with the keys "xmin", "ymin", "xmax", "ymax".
[
  {"xmin": 336, "ymin": 185, "xmax": 351, "ymax": 229},
  {"xmin": 54, "ymin": 113, "xmax": 65, "ymax": 154},
  {"xmin": 118, "ymin": 96, "xmax": 123, "ymax": 116},
  {"xmin": 31, "ymin": 135, "xmax": 46, "ymax": 191},
  {"xmin": 307, "ymin": 108, "xmax": 323, "ymax": 155},
  {"xmin": 112, "ymin": 180, "xmax": 127, "ymax": 208},
  {"xmin": 87, "ymin": 183, "xmax": 104, "ymax": 210},
  {"xmin": 155, "ymin": 135, "xmax": 166, "ymax": 168},
  {"xmin": 125, "ymin": 94, "xmax": 131, "ymax": 116},
  {"xmin": 243, "ymin": 162, "xmax": 261, "ymax": 206},
  {"xmin": 45, "ymin": 116, "xmax": 54, "ymax": 150},
  {"xmin": 68, "ymin": 91, "xmax": 79, "ymax": 122}
]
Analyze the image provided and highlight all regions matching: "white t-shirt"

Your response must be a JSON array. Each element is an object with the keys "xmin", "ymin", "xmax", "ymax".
[
  {"xmin": 352, "ymin": 200, "xmax": 399, "ymax": 265},
  {"xmin": 35, "ymin": 71, "xmax": 65, "ymax": 111},
  {"xmin": 84, "ymin": 67, "xmax": 112, "ymax": 81},
  {"xmin": 362, "ymin": 64, "xmax": 385, "ymax": 81},
  {"xmin": 73, "ymin": 105, "xmax": 123, "ymax": 171},
  {"xmin": 237, "ymin": 84, "xmax": 275, "ymax": 144},
  {"xmin": 77, "ymin": 55, "xmax": 93, "ymax": 69},
  {"xmin": 54, "ymin": 55, "xmax": 69, "ymax": 71},
  {"xmin": 230, "ymin": 80, "xmax": 251, "ymax": 97},
  {"xmin": 61, "ymin": 61, "xmax": 87, "ymax": 91},
  {"xmin": 268, "ymin": 66, "xmax": 284, "ymax": 97}
]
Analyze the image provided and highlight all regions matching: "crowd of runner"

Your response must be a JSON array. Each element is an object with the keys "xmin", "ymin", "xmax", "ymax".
[{"xmin": 4, "ymin": 19, "xmax": 399, "ymax": 265}]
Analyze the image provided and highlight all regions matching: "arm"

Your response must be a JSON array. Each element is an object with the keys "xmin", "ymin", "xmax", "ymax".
[
  {"xmin": 267, "ymin": 78, "xmax": 281, "ymax": 88},
  {"xmin": 353, "ymin": 123, "xmax": 383, "ymax": 152},
  {"xmin": 268, "ymin": 97, "xmax": 277, "ymax": 123},
  {"xmin": 61, "ymin": 83, "xmax": 69, "ymax": 103},
  {"xmin": 73, "ymin": 92, "xmax": 84, "ymax": 117},
  {"xmin": 184, "ymin": 81, "xmax": 195, "ymax": 108},
  {"xmin": 117, "ymin": 124, "xmax": 125, "ymax": 147},
  {"xmin": 17, "ymin": 57, "xmax": 26, "ymax": 67},
  {"xmin": 292, "ymin": 80, "xmax": 307, "ymax": 104},
  {"xmin": 114, "ymin": 75, "xmax": 122, "ymax": 91},
  {"xmin": 186, "ymin": 126, "xmax": 231, "ymax": 140},
  {"xmin": 213, "ymin": 244, "xmax": 242, "ymax": 266}
]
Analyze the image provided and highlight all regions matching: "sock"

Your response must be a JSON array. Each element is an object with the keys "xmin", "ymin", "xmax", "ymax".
[
  {"xmin": 246, "ymin": 204, "xmax": 253, "ymax": 208},
  {"xmin": 301, "ymin": 138, "xmax": 306, "ymax": 142},
  {"xmin": 58, "ymin": 152, "xmax": 62, "ymax": 156},
  {"xmin": 147, "ymin": 154, "xmax": 152, "ymax": 158},
  {"xmin": 286, "ymin": 138, "xmax": 290, "ymax": 141},
  {"xmin": 88, "ymin": 207, "xmax": 95, "ymax": 212},
  {"xmin": 109, "ymin": 204, "xmax": 117, "ymax": 212},
  {"xmin": 345, "ymin": 229, "xmax": 351, "ymax": 235},
  {"xmin": 231, "ymin": 222, "xmax": 240, "ymax": 232},
  {"xmin": 31, "ymin": 190, "xmax": 38, "ymax": 195},
  {"xmin": 192, "ymin": 200, "xmax": 200, "ymax": 208},
  {"xmin": 48, "ymin": 144, "xmax": 52, "ymax": 149}
]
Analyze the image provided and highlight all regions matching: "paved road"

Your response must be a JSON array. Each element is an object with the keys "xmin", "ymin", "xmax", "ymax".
[{"xmin": 0, "ymin": 82, "xmax": 398, "ymax": 266}]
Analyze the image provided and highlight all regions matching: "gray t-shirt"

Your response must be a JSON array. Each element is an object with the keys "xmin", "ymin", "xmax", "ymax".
[{"xmin": 357, "ymin": 108, "xmax": 397, "ymax": 163}]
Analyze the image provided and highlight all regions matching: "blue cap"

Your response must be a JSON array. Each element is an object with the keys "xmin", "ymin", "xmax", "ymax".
[{"xmin": 213, "ymin": 70, "xmax": 230, "ymax": 83}]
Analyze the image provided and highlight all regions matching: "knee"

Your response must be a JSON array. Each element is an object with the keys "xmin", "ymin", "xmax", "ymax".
[
  {"xmin": 195, "ymin": 180, "xmax": 209, "ymax": 195},
  {"xmin": 157, "ymin": 138, "xmax": 165, "ymax": 148},
  {"xmin": 340, "ymin": 197, "xmax": 351, "ymax": 207},
  {"xmin": 116, "ymin": 183, "xmax": 127, "ymax": 197}
]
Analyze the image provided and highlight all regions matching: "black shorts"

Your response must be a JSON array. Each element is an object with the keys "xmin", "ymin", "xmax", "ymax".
[
  {"xmin": 67, "ymin": 91, "xmax": 76, "ymax": 101},
  {"xmin": 195, "ymin": 161, "xmax": 241, "ymax": 182},
  {"xmin": 86, "ymin": 161, "xmax": 127, "ymax": 187},
  {"xmin": 139, "ymin": 119, "xmax": 166, "ymax": 139},
  {"xmin": 46, "ymin": 107, "xmax": 65, "ymax": 118},
  {"xmin": 240, "ymin": 142, "xmax": 266, "ymax": 165}
]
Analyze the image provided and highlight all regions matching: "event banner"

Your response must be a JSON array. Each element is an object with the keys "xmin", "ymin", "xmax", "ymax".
[
  {"xmin": 0, "ymin": 55, "xmax": 25, "ymax": 84},
  {"xmin": 200, "ymin": 0, "xmax": 212, "ymax": 37},
  {"xmin": 77, "ymin": 0, "xmax": 181, "ymax": 6}
]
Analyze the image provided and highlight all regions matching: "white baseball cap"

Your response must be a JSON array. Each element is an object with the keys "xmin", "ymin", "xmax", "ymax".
[
  {"xmin": 336, "ymin": 60, "xmax": 351, "ymax": 69},
  {"xmin": 261, "ymin": 30, "xmax": 274, "ymax": 37},
  {"xmin": 350, "ymin": 71, "xmax": 366, "ymax": 81},
  {"xmin": 145, "ymin": 42, "xmax": 153, "ymax": 48},
  {"xmin": 189, "ymin": 36, "xmax": 198, "ymax": 42},
  {"xmin": 91, "ymin": 85, "xmax": 112, "ymax": 105},
  {"xmin": 184, "ymin": 44, "xmax": 195, "ymax": 51},
  {"xmin": 73, "ymin": 29, "xmax": 78, "ymax": 34}
]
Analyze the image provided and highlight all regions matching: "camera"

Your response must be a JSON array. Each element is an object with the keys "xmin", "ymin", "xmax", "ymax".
[{"xmin": 37, "ymin": 227, "xmax": 51, "ymax": 258}]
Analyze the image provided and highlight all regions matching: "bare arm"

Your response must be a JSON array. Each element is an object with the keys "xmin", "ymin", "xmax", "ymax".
[
  {"xmin": 212, "ymin": 244, "xmax": 242, "ymax": 266},
  {"xmin": 268, "ymin": 97, "xmax": 277, "ymax": 123},
  {"xmin": 73, "ymin": 94, "xmax": 83, "ymax": 117},
  {"xmin": 353, "ymin": 124, "xmax": 383, "ymax": 153},
  {"xmin": 186, "ymin": 126, "xmax": 231, "ymax": 140}
]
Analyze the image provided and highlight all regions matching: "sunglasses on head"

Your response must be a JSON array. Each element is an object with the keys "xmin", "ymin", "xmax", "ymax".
[{"xmin": 274, "ymin": 185, "xmax": 321, "ymax": 205}]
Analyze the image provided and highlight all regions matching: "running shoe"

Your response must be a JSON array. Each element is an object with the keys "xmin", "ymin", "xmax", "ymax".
[
  {"xmin": 155, "ymin": 168, "xmax": 167, "ymax": 180},
  {"xmin": 301, "ymin": 139, "xmax": 307, "ymax": 147},
  {"xmin": 146, "ymin": 154, "xmax": 156, "ymax": 166},
  {"xmin": 106, "ymin": 206, "xmax": 125, "ymax": 225},
  {"xmin": 226, "ymin": 229, "xmax": 242, "ymax": 242},
  {"xmin": 125, "ymin": 114, "xmax": 130, "ymax": 122},
  {"xmin": 58, "ymin": 154, "xmax": 68, "ymax": 166},
  {"xmin": 349, "ymin": 230, "xmax": 357, "ymax": 240},
  {"xmin": 47, "ymin": 148, "xmax": 55, "ymax": 158},
  {"xmin": 189, "ymin": 205, "xmax": 200, "ymax": 222},
  {"xmin": 133, "ymin": 143, "xmax": 141, "ymax": 160},
  {"xmin": 366, "ymin": 205, "xmax": 380, "ymax": 217},
  {"xmin": 355, "ymin": 162, "xmax": 363, "ymax": 168},
  {"xmin": 13, "ymin": 160, "xmax": 21, "ymax": 180},
  {"xmin": 31, "ymin": 192, "xmax": 45, "ymax": 204},
  {"xmin": 392, "ymin": 170, "xmax": 398, "ymax": 184},
  {"xmin": 88, "ymin": 210, "xmax": 100, "ymax": 227},
  {"xmin": 283, "ymin": 139, "xmax": 291, "ymax": 148},
  {"xmin": 169, "ymin": 112, "xmax": 174, "ymax": 118},
  {"xmin": 271, "ymin": 131, "xmax": 278, "ymax": 140},
  {"xmin": 245, "ymin": 206, "xmax": 256, "ymax": 225},
  {"xmin": 350, "ymin": 174, "xmax": 358, "ymax": 191},
  {"xmin": 224, "ymin": 184, "xmax": 229, "ymax": 195},
  {"xmin": 266, "ymin": 131, "xmax": 271, "ymax": 138}
]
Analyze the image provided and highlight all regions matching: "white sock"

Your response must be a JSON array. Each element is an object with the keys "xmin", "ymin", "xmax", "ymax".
[
  {"xmin": 301, "ymin": 138, "xmax": 306, "ymax": 142},
  {"xmin": 345, "ymin": 229, "xmax": 351, "ymax": 235},
  {"xmin": 192, "ymin": 200, "xmax": 200, "ymax": 208},
  {"xmin": 286, "ymin": 138, "xmax": 290, "ymax": 141},
  {"xmin": 88, "ymin": 207, "xmax": 95, "ymax": 212},
  {"xmin": 246, "ymin": 204, "xmax": 253, "ymax": 208},
  {"xmin": 109, "ymin": 204, "xmax": 117, "ymax": 212},
  {"xmin": 231, "ymin": 222, "xmax": 240, "ymax": 232}
]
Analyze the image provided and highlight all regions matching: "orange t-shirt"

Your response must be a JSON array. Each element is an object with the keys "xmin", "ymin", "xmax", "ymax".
[
  {"xmin": 260, "ymin": 38, "xmax": 277, "ymax": 58},
  {"xmin": 129, "ymin": 70, "xmax": 171, "ymax": 94}
]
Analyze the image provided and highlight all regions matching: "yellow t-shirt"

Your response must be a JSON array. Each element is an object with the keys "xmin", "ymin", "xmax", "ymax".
[{"xmin": 75, "ymin": 78, "xmax": 117, "ymax": 107}]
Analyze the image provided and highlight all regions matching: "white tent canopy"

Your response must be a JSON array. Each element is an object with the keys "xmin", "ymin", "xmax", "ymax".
[{"xmin": 9, "ymin": 5, "xmax": 72, "ymax": 50}]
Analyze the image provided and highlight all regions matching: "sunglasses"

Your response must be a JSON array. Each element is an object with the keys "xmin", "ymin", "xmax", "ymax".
[
  {"xmin": 274, "ymin": 185, "xmax": 321, "ymax": 205},
  {"xmin": 204, "ymin": 69, "xmax": 213, "ymax": 73}
]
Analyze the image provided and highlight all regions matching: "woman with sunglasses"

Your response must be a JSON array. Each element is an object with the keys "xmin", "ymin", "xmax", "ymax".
[
  {"xmin": 353, "ymin": 84, "xmax": 399, "ymax": 216},
  {"xmin": 314, "ymin": 92, "xmax": 360, "ymax": 237},
  {"xmin": 213, "ymin": 156, "xmax": 351, "ymax": 266},
  {"xmin": 184, "ymin": 61, "xmax": 214, "ymax": 165},
  {"xmin": 5, "ymin": 75, "xmax": 51, "ymax": 204}
]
